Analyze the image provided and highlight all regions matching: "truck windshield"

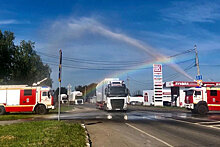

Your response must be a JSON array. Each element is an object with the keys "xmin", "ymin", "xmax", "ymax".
[
  {"xmin": 76, "ymin": 96, "xmax": 83, "ymax": 99},
  {"xmin": 109, "ymin": 86, "xmax": 127, "ymax": 97},
  {"xmin": 186, "ymin": 90, "xmax": 194, "ymax": 96}
]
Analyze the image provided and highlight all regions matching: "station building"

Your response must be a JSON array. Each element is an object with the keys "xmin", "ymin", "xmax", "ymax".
[{"xmin": 165, "ymin": 81, "xmax": 220, "ymax": 107}]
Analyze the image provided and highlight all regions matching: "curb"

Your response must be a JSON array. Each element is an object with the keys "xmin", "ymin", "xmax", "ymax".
[{"xmin": 81, "ymin": 124, "xmax": 92, "ymax": 147}]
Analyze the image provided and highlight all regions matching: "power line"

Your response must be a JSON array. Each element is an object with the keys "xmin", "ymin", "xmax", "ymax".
[
  {"xmin": 163, "ymin": 62, "xmax": 195, "ymax": 81},
  {"xmin": 37, "ymin": 48, "xmax": 195, "ymax": 66},
  {"xmin": 43, "ymin": 58, "xmax": 195, "ymax": 71},
  {"xmin": 125, "ymin": 60, "xmax": 196, "ymax": 86},
  {"xmin": 37, "ymin": 51, "xmax": 151, "ymax": 65},
  {"xmin": 200, "ymin": 64, "xmax": 220, "ymax": 67},
  {"xmin": 128, "ymin": 76, "xmax": 150, "ymax": 85},
  {"xmin": 43, "ymin": 61, "xmax": 152, "ymax": 70},
  {"xmin": 168, "ymin": 48, "xmax": 195, "ymax": 58}
]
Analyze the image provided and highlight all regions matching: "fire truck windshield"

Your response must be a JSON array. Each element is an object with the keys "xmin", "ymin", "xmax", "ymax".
[
  {"xmin": 186, "ymin": 90, "xmax": 194, "ymax": 96},
  {"xmin": 109, "ymin": 86, "xmax": 127, "ymax": 97}
]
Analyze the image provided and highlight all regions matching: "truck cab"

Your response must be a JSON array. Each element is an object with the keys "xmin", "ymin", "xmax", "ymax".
[
  {"xmin": 96, "ymin": 79, "xmax": 129, "ymax": 111},
  {"xmin": 184, "ymin": 87, "xmax": 208, "ymax": 114},
  {"xmin": 105, "ymin": 81, "xmax": 128, "ymax": 111}
]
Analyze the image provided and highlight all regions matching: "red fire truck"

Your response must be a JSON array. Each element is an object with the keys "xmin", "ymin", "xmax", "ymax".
[
  {"xmin": 0, "ymin": 85, "xmax": 54, "ymax": 115},
  {"xmin": 185, "ymin": 87, "xmax": 220, "ymax": 114}
]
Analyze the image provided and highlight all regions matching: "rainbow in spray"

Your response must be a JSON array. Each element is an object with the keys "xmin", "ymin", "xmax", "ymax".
[
  {"xmin": 67, "ymin": 17, "xmax": 194, "ymax": 96},
  {"xmin": 86, "ymin": 55, "xmax": 192, "ymax": 96}
]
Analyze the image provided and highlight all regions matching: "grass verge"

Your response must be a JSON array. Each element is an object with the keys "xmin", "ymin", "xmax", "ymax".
[
  {"xmin": 0, "ymin": 104, "xmax": 75, "ymax": 121},
  {"xmin": 0, "ymin": 120, "xmax": 86, "ymax": 147},
  {"xmin": 0, "ymin": 114, "xmax": 35, "ymax": 121}
]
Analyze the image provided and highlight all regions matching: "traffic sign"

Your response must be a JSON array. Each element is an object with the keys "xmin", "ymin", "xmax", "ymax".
[
  {"xmin": 196, "ymin": 75, "xmax": 202, "ymax": 80},
  {"xmin": 153, "ymin": 64, "xmax": 163, "ymax": 106}
]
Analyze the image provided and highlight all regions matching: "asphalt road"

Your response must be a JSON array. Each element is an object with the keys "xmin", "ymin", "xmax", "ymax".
[{"xmin": 51, "ymin": 103, "xmax": 220, "ymax": 147}]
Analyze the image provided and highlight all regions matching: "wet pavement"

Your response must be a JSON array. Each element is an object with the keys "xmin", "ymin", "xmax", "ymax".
[
  {"xmin": 51, "ymin": 104, "xmax": 220, "ymax": 126},
  {"xmin": 2, "ymin": 104, "xmax": 219, "ymax": 146},
  {"xmin": 49, "ymin": 103, "xmax": 220, "ymax": 146}
]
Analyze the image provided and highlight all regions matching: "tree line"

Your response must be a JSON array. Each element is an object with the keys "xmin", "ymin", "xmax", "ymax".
[
  {"xmin": 75, "ymin": 83, "xmax": 97, "ymax": 98},
  {"xmin": 0, "ymin": 30, "xmax": 52, "ymax": 86}
]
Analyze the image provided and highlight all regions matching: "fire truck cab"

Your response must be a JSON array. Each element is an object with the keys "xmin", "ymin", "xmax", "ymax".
[
  {"xmin": 185, "ymin": 87, "xmax": 220, "ymax": 114},
  {"xmin": 0, "ymin": 85, "xmax": 54, "ymax": 115}
]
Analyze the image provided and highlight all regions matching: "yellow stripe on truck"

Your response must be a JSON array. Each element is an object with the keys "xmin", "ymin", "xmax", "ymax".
[{"xmin": 208, "ymin": 104, "xmax": 220, "ymax": 107}]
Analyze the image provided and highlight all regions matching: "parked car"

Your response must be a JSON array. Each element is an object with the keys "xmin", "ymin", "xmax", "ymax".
[{"xmin": 130, "ymin": 101, "xmax": 143, "ymax": 106}]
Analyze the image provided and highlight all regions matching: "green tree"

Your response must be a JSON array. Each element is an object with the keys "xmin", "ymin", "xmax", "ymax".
[
  {"xmin": 0, "ymin": 30, "xmax": 53, "ymax": 86},
  {"xmin": 11, "ymin": 40, "xmax": 52, "ymax": 86},
  {"xmin": 75, "ymin": 83, "xmax": 97, "ymax": 98},
  {"xmin": 0, "ymin": 30, "xmax": 15, "ymax": 83}
]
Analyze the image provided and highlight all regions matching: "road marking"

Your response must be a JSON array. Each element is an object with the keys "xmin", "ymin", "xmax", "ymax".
[
  {"xmin": 125, "ymin": 123, "xmax": 173, "ymax": 147},
  {"xmin": 198, "ymin": 121, "xmax": 220, "ymax": 124},
  {"xmin": 167, "ymin": 118, "xmax": 220, "ymax": 130},
  {"xmin": 213, "ymin": 124, "xmax": 220, "ymax": 127}
]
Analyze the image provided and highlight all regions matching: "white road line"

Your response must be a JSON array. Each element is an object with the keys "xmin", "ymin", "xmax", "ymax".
[
  {"xmin": 125, "ymin": 123, "xmax": 173, "ymax": 147},
  {"xmin": 198, "ymin": 121, "xmax": 220, "ymax": 124},
  {"xmin": 212, "ymin": 124, "xmax": 220, "ymax": 127},
  {"xmin": 167, "ymin": 118, "xmax": 220, "ymax": 130}
]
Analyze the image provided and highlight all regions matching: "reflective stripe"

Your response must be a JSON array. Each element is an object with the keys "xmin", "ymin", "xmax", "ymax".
[
  {"xmin": 208, "ymin": 104, "xmax": 220, "ymax": 106},
  {"xmin": 5, "ymin": 105, "xmax": 35, "ymax": 107}
]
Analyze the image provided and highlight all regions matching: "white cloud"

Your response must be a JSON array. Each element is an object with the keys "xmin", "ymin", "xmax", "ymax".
[
  {"xmin": 0, "ymin": 19, "xmax": 30, "ymax": 25},
  {"xmin": 0, "ymin": 19, "xmax": 17, "ymax": 25},
  {"xmin": 161, "ymin": 1, "xmax": 220, "ymax": 23},
  {"xmin": 41, "ymin": 17, "xmax": 193, "ymax": 80}
]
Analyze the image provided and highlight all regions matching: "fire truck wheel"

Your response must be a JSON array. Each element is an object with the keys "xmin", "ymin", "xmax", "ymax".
[
  {"xmin": 197, "ymin": 105, "xmax": 208, "ymax": 115},
  {"xmin": 0, "ymin": 107, "xmax": 6, "ymax": 115},
  {"xmin": 36, "ymin": 105, "xmax": 47, "ymax": 115}
]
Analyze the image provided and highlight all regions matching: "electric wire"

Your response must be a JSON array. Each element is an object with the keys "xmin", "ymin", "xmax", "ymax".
[
  {"xmin": 42, "ymin": 58, "xmax": 195, "ymax": 71},
  {"xmin": 37, "ymin": 48, "xmax": 194, "ymax": 66}
]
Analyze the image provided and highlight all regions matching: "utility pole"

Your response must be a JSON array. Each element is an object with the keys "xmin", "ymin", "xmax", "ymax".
[
  {"xmin": 58, "ymin": 49, "xmax": 62, "ymax": 121},
  {"xmin": 194, "ymin": 45, "xmax": 202, "ymax": 86},
  {"xmin": 67, "ymin": 84, "xmax": 72, "ymax": 105},
  {"xmin": 84, "ymin": 86, "xmax": 87, "ymax": 102},
  {"xmin": 127, "ymin": 74, "xmax": 130, "ymax": 102},
  {"xmin": 194, "ymin": 45, "xmax": 200, "ymax": 76},
  {"xmin": 67, "ymin": 84, "xmax": 72, "ymax": 96}
]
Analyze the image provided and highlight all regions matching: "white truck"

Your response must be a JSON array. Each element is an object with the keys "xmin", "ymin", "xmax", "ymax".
[
  {"xmin": 61, "ymin": 94, "xmax": 68, "ymax": 104},
  {"xmin": 96, "ymin": 78, "xmax": 128, "ymax": 111},
  {"xmin": 69, "ymin": 91, "xmax": 83, "ymax": 104},
  {"xmin": 0, "ymin": 85, "xmax": 54, "ymax": 115}
]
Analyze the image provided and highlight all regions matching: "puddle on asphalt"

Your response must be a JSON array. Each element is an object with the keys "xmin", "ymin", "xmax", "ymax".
[
  {"xmin": 105, "ymin": 113, "xmax": 162, "ymax": 121},
  {"xmin": 85, "ymin": 121, "xmax": 103, "ymax": 125},
  {"xmin": 50, "ymin": 110, "xmax": 220, "ymax": 123}
]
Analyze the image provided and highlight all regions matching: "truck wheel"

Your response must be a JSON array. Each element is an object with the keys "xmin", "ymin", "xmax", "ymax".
[
  {"xmin": 36, "ymin": 105, "xmax": 47, "ymax": 115},
  {"xmin": 104, "ymin": 104, "xmax": 107, "ymax": 111},
  {"xmin": 197, "ymin": 105, "xmax": 208, "ymax": 115},
  {"xmin": 0, "ymin": 107, "xmax": 6, "ymax": 115}
]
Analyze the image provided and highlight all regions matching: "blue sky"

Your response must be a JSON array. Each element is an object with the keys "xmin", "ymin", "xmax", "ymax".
[{"xmin": 1, "ymin": 0, "xmax": 220, "ymax": 93}]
